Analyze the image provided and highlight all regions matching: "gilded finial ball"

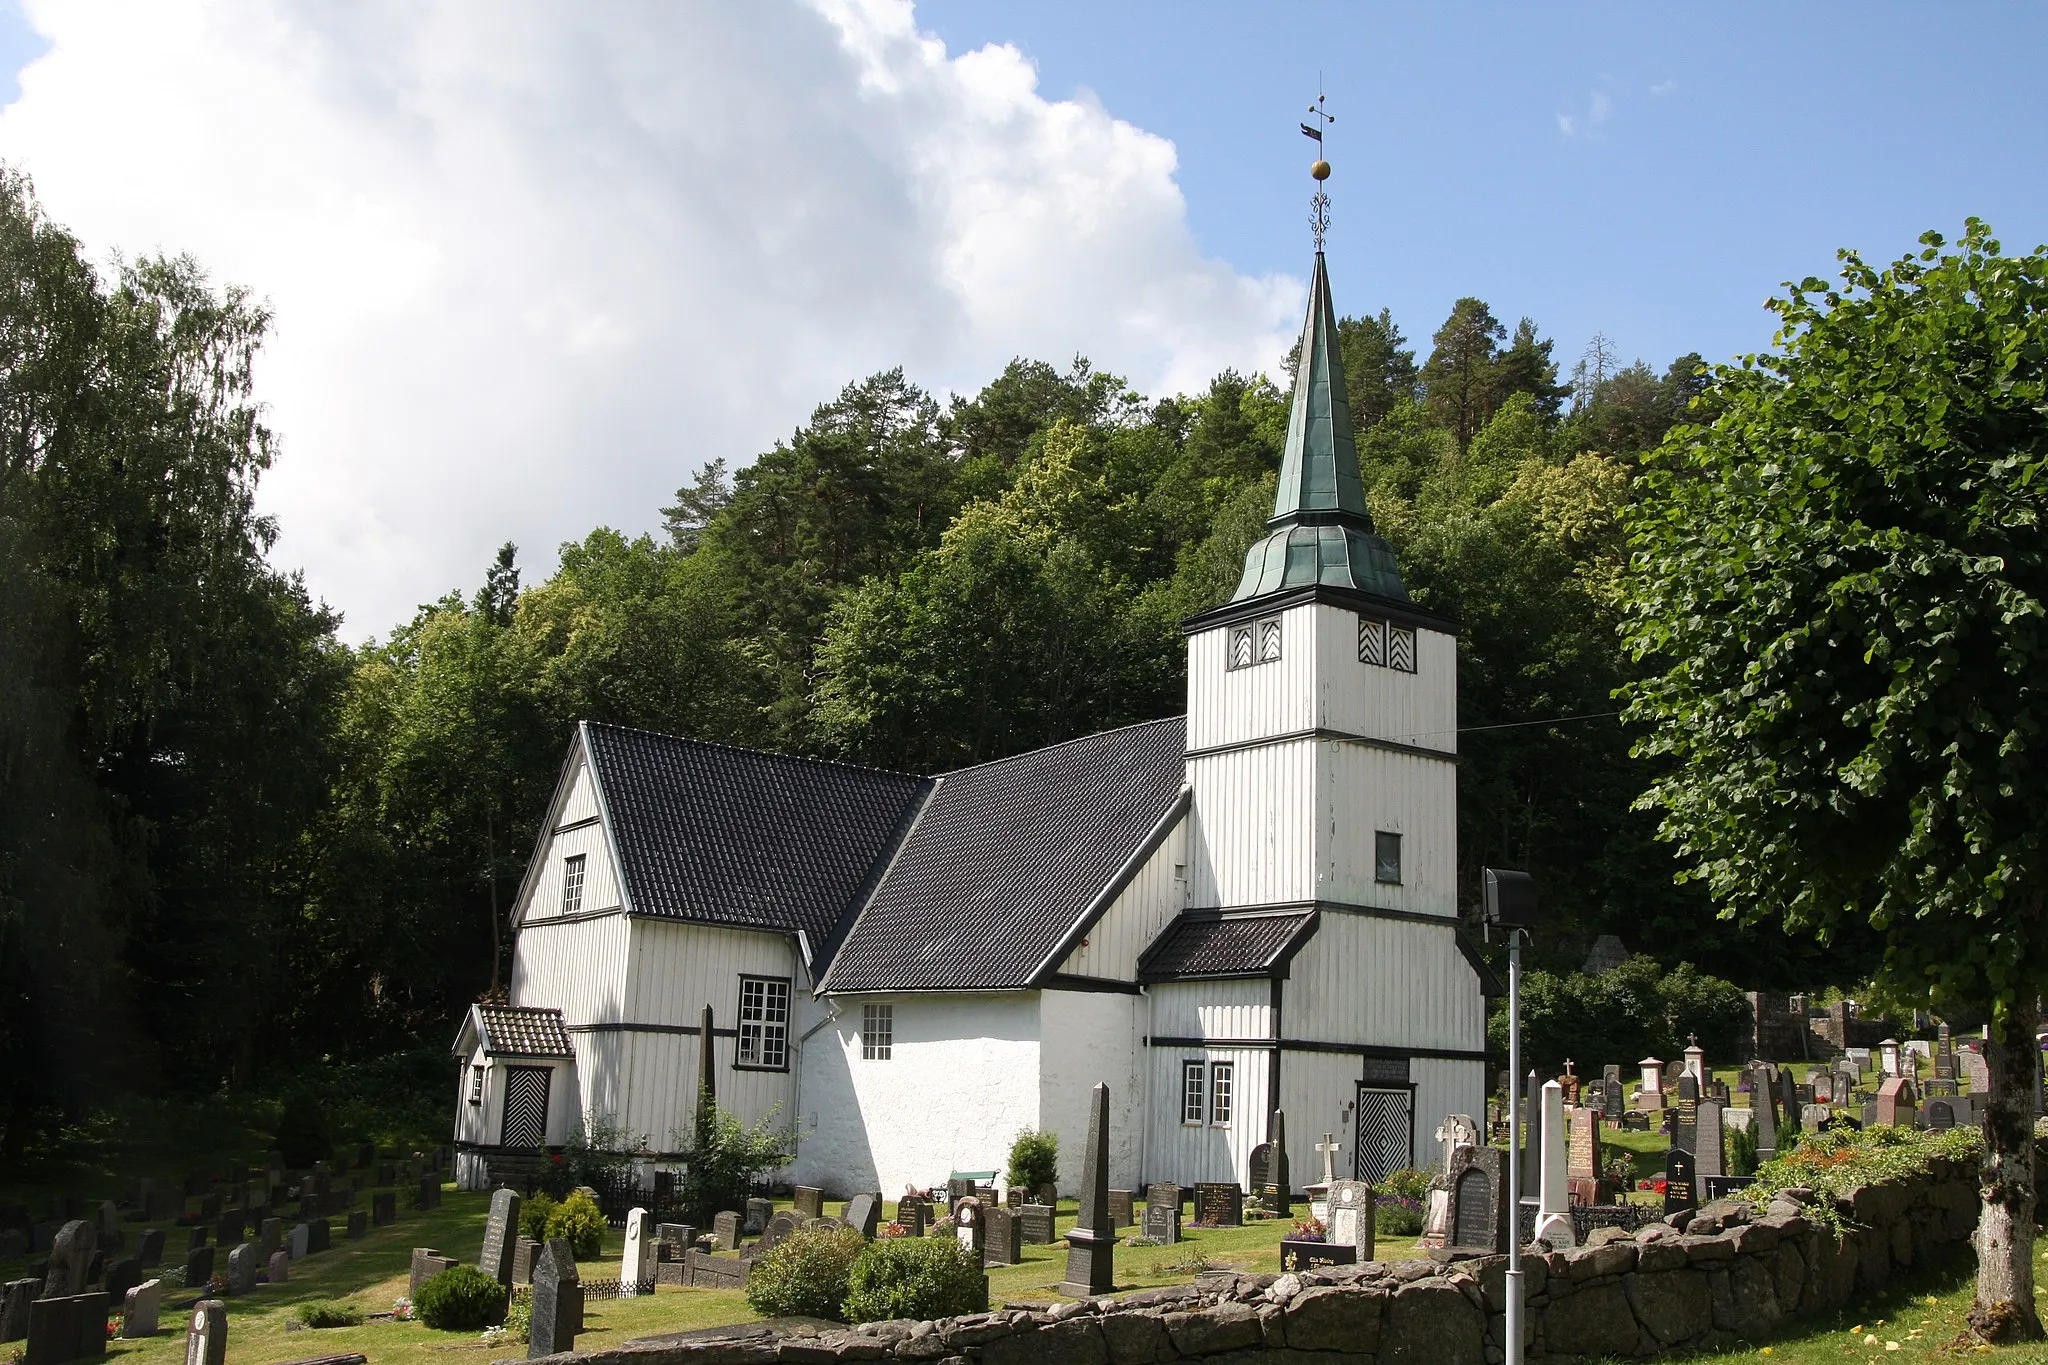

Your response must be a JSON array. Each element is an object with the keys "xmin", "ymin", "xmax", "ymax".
[{"xmin": 1310, "ymin": 159, "xmax": 1331, "ymax": 181}]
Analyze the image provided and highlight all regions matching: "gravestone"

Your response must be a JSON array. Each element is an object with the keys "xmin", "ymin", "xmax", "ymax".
[
  {"xmin": 743, "ymin": 1198, "xmax": 772, "ymax": 1237},
  {"xmin": 1441, "ymin": 1144, "xmax": 1507, "ymax": 1256},
  {"xmin": 894, "ymin": 1196, "xmax": 927, "ymax": 1238},
  {"xmin": 408, "ymin": 1248, "xmax": 456, "ymax": 1299},
  {"xmin": 1433, "ymin": 1114, "xmax": 1479, "ymax": 1171},
  {"xmin": 1778, "ymin": 1071, "xmax": 1801, "ymax": 1130},
  {"xmin": 0, "ymin": 1230, "xmax": 20, "ymax": 1261},
  {"xmin": 214, "ymin": 1214, "xmax": 242, "ymax": 1250},
  {"xmin": 1876, "ymin": 1076, "xmax": 1919, "ymax": 1127},
  {"xmin": 1323, "ymin": 1180, "xmax": 1374, "ymax": 1261},
  {"xmin": 120, "ymin": 1280, "xmax": 159, "ymax": 1339},
  {"xmin": 479, "ymin": 1189, "xmax": 521, "ymax": 1287},
  {"xmin": 94, "ymin": 1205, "xmax": 117, "ymax": 1245},
  {"xmin": 1108, "ymin": 1189, "xmax": 1135, "ymax": 1228},
  {"xmin": 266, "ymin": 1251, "xmax": 287, "ymax": 1285},
  {"xmin": 510, "ymin": 1238, "xmax": 540, "ymax": 1286},
  {"xmin": 1926, "ymin": 1098, "xmax": 1957, "ymax": 1130},
  {"xmin": 1146, "ymin": 1182, "xmax": 1180, "ymax": 1218},
  {"xmin": 1056, "ymin": 1082, "xmax": 1117, "ymax": 1298},
  {"xmin": 257, "ymin": 1217, "xmax": 280, "ymax": 1260},
  {"xmin": 1960, "ymin": 1048, "xmax": 1990, "ymax": 1095},
  {"xmin": 306, "ymin": 1218, "xmax": 331, "ymax": 1255},
  {"xmin": 791, "ymin": 1187, "xmax": 824, "ymax": 1219},
  {"xmin": 1674, "ymin": 1076, "xmax": 1700, "ymax": 1152},
  {"xmin": 46, "ymin": 1223, "xmax": 94, "ymax": 1298},
  {"xmin": 711, "ymin": 1212, "xmax": 740, "ymax": 1251},
  {"xmin": 619, "ymin": 1209, "xmax": 652, "ymax": 1297},
  {"xmin": 1663, "ymin": 1149, "xmax": 1697, "ymax": 1216},
  {"xmin": 27, "ymin": 1291, "xmax": 107, "ymax": 1365},
  {"xmin": 1248, "ymin": 1133, "xmax": 1290, "ymax": 1213},
  {"xmin": 1192, "ymin": 1182, "xmax": 1243, "ymax": 1227},
  {"xmin": 981, "ymin": 1207, "xmax": 1020, "ymax": 1266},
  {"xmin": 527, "ymin": 1239, "xmax": 579, "ymax": 1360},
  {"xmin": 181, "ymin": 1245, "xmax": 213, "ymax": 1291},
  {"xmin": 759, "ymin": 1212, "xmax": 799, "ymax": 1253},
  {"xmin": 843, "ymin": 1194, "xmax": 881, "ymax": 1240},
  {"xmin": 1142, "ymin": 1201, "xmax": 1180, "ymax": 1244},
  {"xmin": 1751, "ymin": 1073, "xmax": 1778, "ymax": 1161},
  {"xmin": 135, "ymin": 1229, "xmax": 163, "ymax": 1270},
  {"xmin": 103, "ymin": 1258, "xmax": 142, "ymax": 1307},
  {"xmin": 287, "ymin": 1224, "xmax": 308, "ymax": 1260},
  {"xmin": 1017, "ymin": 1204, "xmax": 1055, "ymax": 1244},
  {"xmin": 224, "ymin": 1244, "xmax": 257, "ymax": 1296},
  {"xmin": 1802, "ymin": 1103, "xmax": 1832, "ymax": 1129},
  {"xmin": 372, "ymin": 1192, "xmax": 396, "ymax": 1226},
  {"xmin": 197, "ymin": 1194, "xmax": 220, "ymax": 1221},
  {"xmin": 946, "ymin": 1178, "xmax": 976, "ymax": 1208},
  {"xmin": 951, "ymin": 1198, "xmax": 985, "ymax": 1259},
  {"xmin": 1565, "ymin": 1106, "xmax": 1601, "ymax": 1182},
  {"xmin": 346, "ymin": 1212, "xmax": 367, "ymax": 1240},
  {"xmin": 1, "ymin": 1279, "xmax": 35, "ymax": 1343},
  {"xmin": 415, "ymin": 1176, "xmax": 441, "ymax": 1211},
  {"xmin": 1695, "ymin": 1102, "xmax": 1727, "ymax": 1181},
  {"xmin": 145, "ymin": 1192, "xmax": 182, "ymax": 1223},
  {"xmin": 183, "ymin": 1300, "xmax": 226, "ymax": 1365}
]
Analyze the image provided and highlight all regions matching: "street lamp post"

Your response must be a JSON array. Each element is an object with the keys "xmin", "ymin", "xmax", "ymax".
[{"xmin": 1484, "ymin": 868, "xmax": 1538, "ymax": 1365}]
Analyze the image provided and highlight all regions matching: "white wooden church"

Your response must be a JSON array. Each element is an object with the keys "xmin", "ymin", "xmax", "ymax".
[{"xmin": 450, "ymin": 249, "xmax": 1492, "ymax": 1197}]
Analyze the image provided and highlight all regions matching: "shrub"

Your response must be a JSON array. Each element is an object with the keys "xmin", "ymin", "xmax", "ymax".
[
  {"xmin": 519, "ymin": 1191, "xmax": 557, "ymax": 1243},
  {"xmin": 671, "ymin": 1102, "xmax": 792, "ymax": 1223},
  {"xmin": 1005, "ymin": 1129, "xmax": 1059, "ymax": 1197},
  {"xmin": 501, "ymin": 1294, "xmax": 532, "ymax": 1343},
  {"xmin": 1743, "ymin": 1124, "xmax": 1981, "ymax": 1233},
  {"xmin": 295, "ymin": 1301, "xmax": 362, "ymax": 1329},
  {"xmin": 1373, "ymin": 1195, "xmax": 1424, "ymax": 1237},
  {"xmin": 745, "ymin": 1224, "xmax": 867, "ymax": 1322},
  {"xmin": 842, "ymin": 1237, "xmax": 987, "ymax": 1324},
  {"xmin": 413, "ymin": 1265, "xmax": 508, "ymax": 1331},
  {"xmin": 543, "ymin": 1190, "xmax": 605, "ymax": 1258}
]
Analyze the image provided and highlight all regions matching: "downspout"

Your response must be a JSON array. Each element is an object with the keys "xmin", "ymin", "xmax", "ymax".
[{"xmin": 788, "ymin": 942, "xmax": 840, "ymax": 1182}]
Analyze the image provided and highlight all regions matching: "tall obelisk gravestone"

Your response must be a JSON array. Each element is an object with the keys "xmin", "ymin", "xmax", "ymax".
[{"xmin": 1057, "ymin": 1084, "xmax": 1117, "ymax": 1298}]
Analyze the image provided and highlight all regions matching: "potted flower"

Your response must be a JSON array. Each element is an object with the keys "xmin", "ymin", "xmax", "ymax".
[{"xmin": 1279, "ymin": 1216, "xmax": 1354, "ymax": 1272}]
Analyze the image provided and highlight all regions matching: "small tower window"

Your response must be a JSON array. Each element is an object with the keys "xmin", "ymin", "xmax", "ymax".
[
  {"xmin": 1227, "ymin": 616, "xmax": 1282, "ymax": 671},
  {"xmin": 469, "ymin": 1065, "xmax": 484, "ymax": 1105},
  {"xmin": 862, "ymin": 1003, "xmax": 893, "ymax": 1061},
  {"xmin": 1359, "ymin": 616, "xmax": 1418, "ymax": 673},
  {"xmin": 561, "ymin": 854, "xmax": 586, "ymax": 915},
  {"xmin": 1388, "ymin": 625, "xmax": 1417, "ymax": 673},
  {"xmin": 1375, "ymin": 831, "xmax": 1403, "ymax": 885}
]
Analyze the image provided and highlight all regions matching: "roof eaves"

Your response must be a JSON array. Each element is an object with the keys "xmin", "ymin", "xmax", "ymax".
[
  {"xmin": 1267, "ymin": 910, "xmax": 1322, "ymax": 979},
  {"xmin": 451, "ymin": 1003, "xmax": 484, "ymax": 1059},
  {"xmin": 582, "ymin": 720, "xmax": 639, "ymax": 920},
  {"xmin": 1025, "ymin": 784, "xmax": 1191, "ymax": 988},
  {"xmin": 813, "ymin": 776, "xmax": 945, "ymax": 996}
]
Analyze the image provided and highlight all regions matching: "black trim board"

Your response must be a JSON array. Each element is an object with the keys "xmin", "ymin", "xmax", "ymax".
[
  {"xmin": 1146, "ymin": 1035, "xmax": 1489, "ymax": 1064},
  {"xmin": 1182, "ymin": 583, "xmax": 1460, "ymax": 638},
  {"xmin": 1040, "ymin": 973, "xmax": 1145, "ymax": 996},
  {"xmin": 518, "ymin": 905, "xmax": 627, "ymax": 928},
  {"xmin": 551, "ymin": 815, "xmax": 600, "ymax": 835},
  {"xmin": 1184, "ymin": 727, "xmax": 1458, "ymax": 766},
  {"xmin": 568, "ymin": 1022, "xmax": 740, "ymax": 1038}
]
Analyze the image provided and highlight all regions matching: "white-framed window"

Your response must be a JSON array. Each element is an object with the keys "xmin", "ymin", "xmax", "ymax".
[
  {"xmin": 737, "ymin": 976, "xmax": 791, "ymax": 1069},
  {"xmin": 1359, "ymin": 616, "xmax": 1418, "ymax": 674},
  {"xmin": 1375, "ymin": 831, "xmax": 1403, "ymax": 885},
  {"xmin": 561, "ymin": 854, "xmax": 586, "ymax": 915},
  {"xmin": 1227, "ymin": 616, "xmax": 1283, "ymax": 671},
  {"xmin": 469, "ymin": 1065, "xmax": 484, "ymax": 1105},
  {"xmin": 1209, "ymin": 1061, "xmax": 1234, "ymax": 1125},
  {"xmin": 1182, "ymin": 1061, "xmax": 1206, "ymax": 1124},
  {"xmin": 862, "ymin": 1003, "xmax": 893, "ymax": 1061}
]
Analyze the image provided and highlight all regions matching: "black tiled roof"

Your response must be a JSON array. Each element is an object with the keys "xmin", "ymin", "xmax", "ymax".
[
  {"xmin": 477, "ymin": 1005, "xmax": 575, "ymax": 1058},
  {"xmin": 582, "ymin": 722, "xmax": 929, "ymax": 949},
  {"xmin": 1137, "ymin": 912, "xmax": 1319, "ymax": 982},
  {"xmin": 821, "ymin": 717, "xmax": 1188, "ymax": 993}
]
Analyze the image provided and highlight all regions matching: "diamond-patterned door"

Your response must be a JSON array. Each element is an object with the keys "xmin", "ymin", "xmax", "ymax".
[
  {"xmin": 1353, "ymin": 1086, "xmax": 1412, "ymax": 1185},
  {"xmin": 502, "ymin": 1066, "xmax": 550, "ymax": 1148}
]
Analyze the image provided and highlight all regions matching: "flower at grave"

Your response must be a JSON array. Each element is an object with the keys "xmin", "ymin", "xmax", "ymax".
[
  {"xmin": 105, "ymin": 1314, "xmax": 121, "ymax": 1340},
  {"xmin": 1290, "ymin": 1218, "xmax": 1326, "ymax": 1243},
  {"xmin": 392, "ymin": 1297, "xmax": 414, "ymax": 1321},
  {"xmin": 879, "ymin": 1222, "xmax": 909, "ymax": 1239}
]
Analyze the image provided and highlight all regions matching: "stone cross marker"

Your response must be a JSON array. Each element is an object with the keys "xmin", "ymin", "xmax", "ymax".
[
  {"xmin": 480, "ymin": 1189, "xmax": 521, "ymax": 1286},
  {"xmin": 527, "ymin": 1239, "xmax": 579, "ymax": 1360},
  {"xmin": 184, "ymin": 1300, "xmax": 226, "ymax": 1365},
  {"xmin": 1056, "ymin": 1082, "xmax": 1117, "ymax": 1297},
  {"xmin": 1314, "ymin": 1134, "xmax": 1342, "ymax": 1186},
  {"xmin": 1433, "ymin": 1114, "xmax": 1478, "ymax": 1173}
]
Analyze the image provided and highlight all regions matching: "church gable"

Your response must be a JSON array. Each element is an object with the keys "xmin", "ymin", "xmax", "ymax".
[{"xmin": 820, "ymin": 717, "xmax": 1187, "ymax": 994}]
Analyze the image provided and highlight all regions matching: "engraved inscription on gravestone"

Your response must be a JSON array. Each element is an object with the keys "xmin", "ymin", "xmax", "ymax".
[
  {"xmin": 1191, "ymin": 1182, "xmax": 1242, "ymax": 1227},
  {"xmin": 1017, "ymin": 1204, "xmax": 1054, "ymax": 1244},
  {"xmin": 1663, "ymin": 1148, "xmax": 1697, "ymax": 1215}
]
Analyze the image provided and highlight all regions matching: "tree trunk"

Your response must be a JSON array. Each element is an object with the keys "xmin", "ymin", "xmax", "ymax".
[{"xmin": 1970, "ymin": 995, "xmax": 2044, "ymax": 1343}]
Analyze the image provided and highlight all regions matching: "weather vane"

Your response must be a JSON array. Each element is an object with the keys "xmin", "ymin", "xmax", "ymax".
[{"xmin": 1300, "ymin": 85, "xmax": 1334, "ymax": 251}]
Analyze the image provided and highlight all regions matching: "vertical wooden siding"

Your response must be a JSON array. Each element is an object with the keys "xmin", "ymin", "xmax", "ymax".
[
  {"xmin": 1186, "ymin": 740, "xmax": 1317, "ymax": 908},
  {"xmin": 1283, "ymin": 913, "xmax": 1485, "ymax": 1053},
  {"xmin": 1059, "ymin": 818, "xmax": 1190, "ymax": 981}
]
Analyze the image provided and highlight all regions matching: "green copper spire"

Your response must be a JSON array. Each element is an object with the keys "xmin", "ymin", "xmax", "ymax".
[{"xmin": 1232, "ymin": 251, "xmax": 1408, "ymax": 603}]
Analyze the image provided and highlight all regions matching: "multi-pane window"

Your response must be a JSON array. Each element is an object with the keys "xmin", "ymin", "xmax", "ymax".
[
  {"xmin": 737, "ymin": 976, "xmax": 791, "ymax": 1069},
  {"xmin": 1359, "ymin": 616, "xmax": 1418, "ymax": 673},
  {"xmin": 1182, "ymin": 1061, "xmax": 1206, "ymax": 1124},
  {"xmin": 1227, "ymin": 616, "xmax": 1283, "ymax": 671},
  {"xmin": 862, "ymin": 1003, "xmax": 893, "ymax": 1061},
  {"xmin": 561, "ymin": 854, "xmax": 586, "ymax": 915},
  {"xmin": 1375, "ymin": 831, "xmax": 1403, "ymax": 885},
  {"xmin": 469, "ymin": 1065, "xmax": 484, "ymax": 1105},
  {"xmin": 1209, "ymin": 1061, "xmax": 1234, "ymax": 1125}
]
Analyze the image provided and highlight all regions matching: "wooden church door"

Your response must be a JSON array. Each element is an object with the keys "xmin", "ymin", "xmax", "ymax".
[{"xmin": 502, "ymin": 1066, "xmax": 551, "ymax": 1148}]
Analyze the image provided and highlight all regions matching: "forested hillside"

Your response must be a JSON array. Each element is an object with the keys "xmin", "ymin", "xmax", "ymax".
[{"xmin": 0, "ymin": 171, "xmax": 1851, "ymax": 1151}]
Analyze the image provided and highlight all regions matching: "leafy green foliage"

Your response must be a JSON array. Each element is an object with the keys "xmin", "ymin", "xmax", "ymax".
[
  {"xmin": 1005, "ymin": 1129, "xmax": 1059, "ymax": 1195},
  {"xmin": 542, "ymin": 1190, "xmax": 605, "ymax": 1259},
  {"xmin": 1486, "ymin": 955, "xmax": 1748, "ymax": 1068},
  {"xmin": 518, "ymin": 1191, "xmax": 556, "ymax": 1244},
  {"xmin": 673, "ymin": 1101, "xmax": 791, "ymax": 1224},
  {"xmin": 272, "ymin": 1095, "xmax": 332, "ymax": 1169},
  {"xmin": 413, "ymin": 1264, "xmax": 508, "ymax": 1331},
  {"xmin": 744, "ymin": 1224, "xmax": 867, "ymax": 1322},
  {"xmin": 1371, "ymin": 1168, "xmax": 1431, "ymax": 1237},
  {"xmin": 1742, "ymin": 1125, "xmax": 1981, "ymax": 1235},
  {"xmin": 841, "ymin": 1238, "xmax": 989, "ymax": 1324},
  {"xmin": 294, "ymin": 1301, "xmax": 363, "ymax": 1329}
]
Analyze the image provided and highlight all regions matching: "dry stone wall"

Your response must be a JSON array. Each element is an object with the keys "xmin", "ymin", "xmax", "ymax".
[{"xmin": 516, "ymin": 1157, "xmax": 1978, "ymax": 1365}]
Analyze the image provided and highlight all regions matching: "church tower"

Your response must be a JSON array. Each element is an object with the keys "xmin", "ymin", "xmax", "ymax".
[{"xmin": 1180, "ymin": 248, "xmax": 1460, "ymax": 918}]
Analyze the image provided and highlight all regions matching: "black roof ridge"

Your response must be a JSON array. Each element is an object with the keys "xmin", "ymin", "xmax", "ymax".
[
  {"xmin": 932, "ymin": 714, "xmax": 1186, "ymax": 778},
  {"xmin": 581, "ymin": 719, "xmax": 921, "ymax": 783}
]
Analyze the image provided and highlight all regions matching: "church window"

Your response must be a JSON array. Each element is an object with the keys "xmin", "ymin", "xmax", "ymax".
[
  {"xmin": 1227, "ymin": 625, "xmax": 1255, "ymax": 669},
  {"xmin": 1181, "ymin": 1061, "xmax": 1206, "ymax": 1124},
  {"xmin": 1259, "ymin": 617, "xmax": 1283, "ymax": 662},
  {"xmin": 561, "ymin": 854, "xmax": 586, "ymax": 915},
  {"xmin": 737, "ymin": 976, "xmax": 790, "ymax": 1069},
  {"xmin": 1388, "ymin": 624, "xmax": 1417, "ymax": 673},
  {"xmin": 1227, "ymin": 616, "xmax": 1282, "ymax": 671},
  {"xmin": 1375, "ymin": 831, "xmax": 1403, "ymax": 885},
  {"xmin": 1209, "ymin": 1061, "xmax": 1234, "ymax": 1125},
  {"xmin": 469, "ymin": 1065, "xmax": 484, "ymax": 1105},
  {"xmin": 862, "ymin": 1003, "xmax": 893, "ymax": 1060},
  {"xmin": 1359, "ymin": 617, "xmax": 1419, "ymax": 673}
]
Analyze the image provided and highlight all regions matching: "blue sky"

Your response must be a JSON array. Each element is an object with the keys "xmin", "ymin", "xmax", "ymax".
[{"xmin": 920, "ymin": 2, "xmax": 2048, "ymax": 377}]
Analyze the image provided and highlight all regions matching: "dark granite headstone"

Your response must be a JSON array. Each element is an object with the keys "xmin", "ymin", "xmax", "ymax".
[
  {"xmin": 182, "ymin": 1299, "xmax": 226, "ymax": 1365},
  {"xmin": 743, "ymin": 1198, "xmax": 772, "ymax": 1237},
  {"xmin": 843, "ymin": 1194, "xmax": 881, "ymax": 1239},
  {"xmin": 1695, "ymin": 1102, "xmax": 1727, "ymax": 1180},
  {"xmin": 510, "ymin": 1237, "xmax": 539, "ymax": 1285},
  {"xmin": 1927, "ymin": 1099, "xmax": 1956, "ymax": 1130},
  {"xmin": 102, "ymin": 1258, "xmax": 141, "ymax": 1307},
  {"xmin": 1442, "ymin": 1144, "xmax": 1507, "ymax": 1256},
  {"xmin": 26, "ymin": 1291, "xmax": 107, "ymax": 1365},
  {"xmin": 45, "ymin": 1222, "xmax": 94, "ymax": 1298},
  {"xmin": 1192, "ymin": 1182, "xmax": 1242, "ymax": 1227},
  {"xmin": 1, "ymin": 1279, "xmax": 36, "ymax": 1344},
  {"xmin": 1145, "ymin": 1181, "xmax": 1179, "ymax": 1216},
  {"xmin": 414, "ymin": 1176, "xmax": 441, "ymax": 1211},
  {"xmin": 181, "ymin": 1246, "xmax": 213, "ymax": 1291},
  {"xmin": 408, "ymin": 1248, "xmax": 456, "ymax": 1299},
  {"xmin": 185, "ymin": 1227, "xmax": 206, "ymax": 1254},
  {"xmin": 759, "ymin": 1212, "xmax": 799, "ymax": 1253},
  {"xmin": 1107, "ymin": 1189, "xmax": 1135, "ymax": 1228},
  {"xmin": 479, "ymin": 1190, "xmax": 521, "ymax": 1286},
  {"xmin": 306, "ymin": 1218, "xmax": 331, "ymax": 1255},
  {"xmin": 1663, "ymin": 1148, "xmax": 1697, "ymax": 1216},
  {"xmin": 215, "ymin": 1215, "xmax": 242, "ymax": 1250},
  {"xmin": 893, "ymin": 1196, "xmax": 927, "ymax": 1237},
  {"xmin": 224, "ymin": 1244, "xmax": 256, "ymax": 1296},
  {"xmin": 372, "ymin": 1192, "xmax": 396, "ymax": 1226},
  {"xmin": 1674, "ymin": 1076, "xmax": 1700, "ymax": 1153},
  {"xmin": 527, "ymin": 1240, "xmax": 579, "ymax": 1360},
  {"xmin": 136, "ymin": 1230, "xmax": 164, "ymax": 1270},
  {"xmin": 1141, "ymin": 1201, "xmax": 1180, "ymax": 1244},
  {"xmin": 981, "ymin": 1207, "xmax": 1020, "ymax": 1266},
  {"xmin": 197, "ymin": 1195, "xmax": 220, "ymax": 1222},
  {"xmin": 1017, "ymin": 1204, "xmax": 1055, "ymax": 1244}
]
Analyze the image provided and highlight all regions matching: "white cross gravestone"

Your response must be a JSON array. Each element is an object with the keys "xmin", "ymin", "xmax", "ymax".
[
  {"xmin": 1433, "ymin": 1114, "xmax": 1479, "ymax": 1173},
  {"xmin": 1314, "ymin": 1134, "xmax": 1342, "ymax": 1186},
  {"xmin": 619, "ymin": 1209, "xmax": 652, "ymax": 1297}
]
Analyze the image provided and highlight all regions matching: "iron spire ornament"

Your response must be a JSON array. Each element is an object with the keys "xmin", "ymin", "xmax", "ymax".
[{"xmin": 1300, "ymin": 87, "xmax": 1334, "ymax": 250}]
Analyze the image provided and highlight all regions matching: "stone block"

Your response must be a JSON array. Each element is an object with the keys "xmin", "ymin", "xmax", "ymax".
[
  {"xmin": 1540, "ymin": 1279, "xmax": 1638, "ymax": 1358},
  {"xmin": 1094, "ymin": 1309, "xmax": 1171, "ymax": 1363},
  {"xmin": 1624, "ymin": 1267, "xmax": 1712, "ymax": 1344},
  {"xmin": 1163, "ymin": 1301, "xmax": 1262, "ymax": 1357},
  {"xmin": 1382, "ymin": 1280, "xmax": 1485, "ymax": 1365},
  {"xmin": 1283, "ymin": 1284, "xmax": 1385, "ymax": 1354},
  {"xmin": 981, "ymin": 1319, "xmax": 1107, "ymax": 1365}
]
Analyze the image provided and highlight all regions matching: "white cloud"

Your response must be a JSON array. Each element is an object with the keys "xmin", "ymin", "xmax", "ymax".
[
  {"xmin": 0, "ymin": 0, "xmax": 1298, "ymax": 638},
  {"xmin": 1649, "ymin": 79, "xmax": 1677, "ymax": 97},
  {"xmin": 1557, "ymin": 88, "xmax": 1614, "ymax": 140}
]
